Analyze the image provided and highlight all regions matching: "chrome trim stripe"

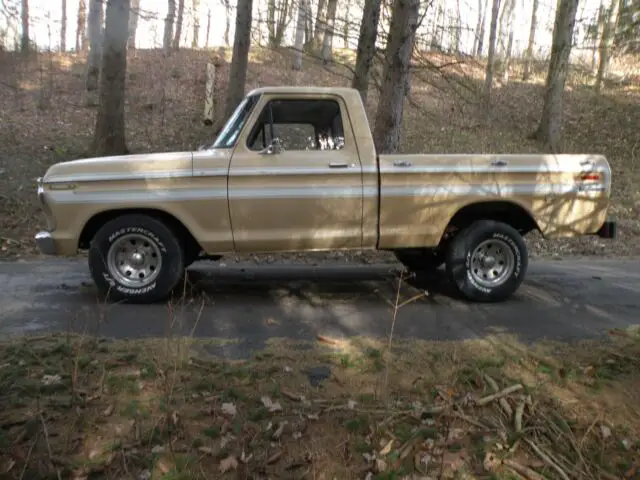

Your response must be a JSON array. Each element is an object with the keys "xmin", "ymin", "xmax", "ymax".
[
  {"xmin": 378, "ymin": 165, "xmax": 610, "ymax": 175},
  {"xmin": 43, "ymin": 164, "xmax": 612, "ymax": 184},
  {"xmin": 49, "ymin": 189, "xmax": 228, "ymax": 204},
  {"xmin": 46, "ymin": 182, "xmax": 603, "ymax": 205},
  {"xmin": 45, "ymin": 169, "xmax": 195, "ymax": 184},
  {"xmin": 381, "ymin": 183, "xmax": 583, "ymax": 196}
]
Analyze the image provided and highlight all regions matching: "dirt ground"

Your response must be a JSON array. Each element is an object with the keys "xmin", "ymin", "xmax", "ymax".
[{"xmin": 0, "ymin": 47, "xmax": 639, "ymax": 262}]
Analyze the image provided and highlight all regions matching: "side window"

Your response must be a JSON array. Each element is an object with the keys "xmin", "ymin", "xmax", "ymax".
[{"xmin": 247, "ymin": 98, "xmax": 346, "ymax": 151}]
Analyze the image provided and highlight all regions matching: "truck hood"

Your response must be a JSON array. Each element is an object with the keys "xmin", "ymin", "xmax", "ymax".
[{"xmin": 42, "ymin": 151, "xmax": 204, "ymax": 184}]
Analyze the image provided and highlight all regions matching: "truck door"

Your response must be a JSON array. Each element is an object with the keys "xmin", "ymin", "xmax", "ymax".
[{"xmin": 227, "ymin": 94, "xmax": 364, "ymax": 252}]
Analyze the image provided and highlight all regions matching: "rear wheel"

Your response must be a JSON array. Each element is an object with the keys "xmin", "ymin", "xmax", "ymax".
[
  {"xmin": 445, "ymin": 220, "xmax": 528, "ymax": 302},
  {"xmin": 88, "ymin": 214, "xmax": 186, "ymax": 304},
  {"xmin": 394, "ymin": 248, "xmax": 444, "ymax": 271}
]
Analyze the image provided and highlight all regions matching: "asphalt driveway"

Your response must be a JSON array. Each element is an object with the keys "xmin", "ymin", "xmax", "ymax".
[{"xmin": 0, "ymin": 257, "xmax": 638, "ymax": 358}]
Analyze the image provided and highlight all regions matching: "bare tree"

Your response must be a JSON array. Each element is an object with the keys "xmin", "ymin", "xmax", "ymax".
[
  {"xmin": 453, "ymin": 0, "xmax": 462, "ymax": 53},
  {"xmin": 20, "ymin": 0, "xmax": 28, "ymax": 52},
  {"xmin": 474, "ymin": 0, "xmax": 488, "ymax": 56},
  {"xmin": 501, "ymin": 0, "xmax": 516, "ymax": 82},
  {"xmin": 373, "ymin": 0, "xmax": 420, "ymax": 154},
  {"xmin": 223, "ymin": 0, "xmax": 231, "ymax": 45},
  {"xmin": 192, "ymin": 0, "xmax": 200, "ymax": 47},
  {"xmin": 293, "ymin": 0, "xmax": 307, "ymax": 70},
  {"xmin": 313, "ymin": 0, "xmax": 327, "ymax": 49},
  {"xmin": 128, "ymin": 0, "xmax": 139, "ymax": 49},
  {"xmin": 61, "ymin": 0, "xmax": 67, "ymax": 51},
  {"xmin": 533, "ymin": 0, "xmax": 579, "ymax": 152},
  {"xmin": 321, "ymin": 0, "xmax": 337, "ymax": 62},
  {"xmin": 522, "ymin": 0, "xmax": 539, "ymax": 80},
  {"xmin": 164, "ymin": 0, "xmax": 175, "ymax": 54},
  {"xmin": 267, "ymin": 0, "xmax": 291, "ymax": 47},
  {"xmin": 595, "ymin": 0, "xmax": 621, "ymax": 93},
  {"xmin": 351, "ymin": 0, "xmax": 382, "ymax": 103},
  {"xmin": 483, "ymin": 0, "xmax": 501, "ymax": 104},
  {"xmin": 91, "ymin": 0, "xmax": 130, "ymax": 156},
  {"xmin": 86, "ymin": 0, "xmax": 104, "ymax": 91},
  {"xmin": 591, "ymin": 0, "xmax": 605, "ymax": 73},
  {"xmin": 76, "ymin": 0, "xmax": 87, "ymax": 52},
  {"xmin": 342, "ymin": 2, "xmax": 350, "ymax": 48},
  {"xmin": 224, "ymin": 0, "xmax": 253, "ymax": 120},
  {"xmin": 173, "ymin": 0, "xmax": 185, "ymax": 48},
  {"xmin": 205, "ymin": 7, "xmax": 211, "ymax": 47}
]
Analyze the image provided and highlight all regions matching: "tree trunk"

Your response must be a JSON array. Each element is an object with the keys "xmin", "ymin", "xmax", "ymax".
[
  {"xmin": 595, "ymin": 0, "xmax": 621, "ymax": 93},
  {"xmin": 321, "ymin": 0, "xmax": 337, "ymax": 62},
  {"xmin": 192, "ymin": 0, "xmax": 200, "ymax": 47},
  {"xmin": 313, "ymin": 0, "xmax": 326, "ymax": 49},
  {"xmin": 224, "ymin": 0, "xmax": 231, "ymax": 46},
  {"xmin": 61, "ymin": 0, "xmax": 67, "ymax": 51},
  {"xmin": 351, "ymin": 0, "xmax": 381, "ymax": 103},
  {"xmin": 21, "ymin": 0, "xmax": 29, "ymax": 52},
  {"xmin": 533, "ymin": 0, "xmax": 579, "ymax": 152},
  {"xmin": 205, "ymin": 8, "xmax": 211, "ymax": 47},
  {"xmin": 342, "ymin": 2, "xmax": 350, "ymax": 48},
  {"xmin": 86, "ymin": 0, "xmax": 104, "ymax": 91},
  {"xmin": 128, "ymin": 0, "xmax": 139, "ymax": 49},
  {"xmin": 76, "ymin": 0, "xmax": 87, "ymax": 52},
  {"xmin": 483, "ymin": 0, "xmax": 500, "ymax": 104},
  {"xmin": 164, "ymin": 0, "xmax": 175, "ymax": 55},
  {"xmin": 591, "ymin": 0, "xmax": 604, "ymax": 73},
  {"xmin": 372, "ymin": 0, "xmax": 420, "ymax": 154},
  {"xmin": 173, "ymin": 0, "xmax": 185, "ymax": 49},
  {"xmin": 522, "ymin": 0, "xmax": 539, "ymax": 80},
  {"xmin": 92, "ymin": 0, "xmax": 130, "ymax": 156},
  {"xmin": 293, "ymin": 0, "xmax": 307, "ymax": 70},
  {"xmin": 224, "ymin": 0, "xmax": 253, "ymax": 120},
  {"xmin": 474, "ymin": 0, "xmax": 487, "ymax": 56},
  {"xmin": 501, "ymin": 0, "xmax": 516, "ymax": 83},
  {"xmin": 453, "ymin": 0, "xmax": 461, "ymax": 53}
]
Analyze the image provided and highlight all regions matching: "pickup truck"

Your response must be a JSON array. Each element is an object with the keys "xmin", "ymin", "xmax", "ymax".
[{"xmin": 34, "ymin": 86, "xmax": 616, "ymax": 304}]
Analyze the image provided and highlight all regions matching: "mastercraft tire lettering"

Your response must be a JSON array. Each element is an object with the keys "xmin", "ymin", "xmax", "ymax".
[
  {"xmin": 88, "ymin": 214, "xmax": 185, "ymax": 304},
  {"xmin": 445, "ymin": 220, "xmax": 528, "ymax": 302}
]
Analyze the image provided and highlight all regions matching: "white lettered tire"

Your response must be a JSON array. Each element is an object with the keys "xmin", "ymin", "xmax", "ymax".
[
  {"xmin": 88, "ymin": 214, "xmax": 185, "ymax": 303},
  {"xmin": 445, "ymin": 220, "xmax": 528, "ymax": 302}
]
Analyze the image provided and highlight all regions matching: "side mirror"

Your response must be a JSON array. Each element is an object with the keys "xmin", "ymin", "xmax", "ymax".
[{"xmin": 259, "ymin": 137, "xmax": 283, "ymax": 155}]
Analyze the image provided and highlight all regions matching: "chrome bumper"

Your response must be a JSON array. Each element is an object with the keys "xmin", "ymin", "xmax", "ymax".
[{"xmin": 35, "ymin": 231, "xmax": 57, "ymax": 255}]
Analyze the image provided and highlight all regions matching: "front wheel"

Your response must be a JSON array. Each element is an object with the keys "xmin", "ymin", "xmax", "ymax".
[
  {"xmin": 445, "ymin": 220, "xmax": 528, "ymax": 302},
  {"xmin": 88, "ymin": 214, "xmax": 186, "ymax": 304}
]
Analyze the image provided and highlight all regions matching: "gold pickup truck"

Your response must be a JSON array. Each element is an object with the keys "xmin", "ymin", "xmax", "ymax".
[{"xmin": 35, "ymin": 86, "xmax": 616, "ymax": 303}]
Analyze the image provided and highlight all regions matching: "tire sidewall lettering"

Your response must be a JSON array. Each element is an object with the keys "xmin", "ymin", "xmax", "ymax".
[{"xmin": 107, "ymin": 227, "xmax": 167, "ymax": 253}]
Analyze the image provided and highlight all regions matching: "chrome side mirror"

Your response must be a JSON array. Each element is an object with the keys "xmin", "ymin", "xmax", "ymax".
[{"xmin": 259, "ymin": 137, "xmax": 283, "ymax": 155}]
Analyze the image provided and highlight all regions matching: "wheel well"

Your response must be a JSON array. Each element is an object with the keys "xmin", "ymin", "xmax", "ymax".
[
  {"xmin": 444, "ymin": 201, "xmax": 540, "ymax": 240},
  {"xmin": 78, "ymin": 208, "xmax": 204, "ymax": 258}
]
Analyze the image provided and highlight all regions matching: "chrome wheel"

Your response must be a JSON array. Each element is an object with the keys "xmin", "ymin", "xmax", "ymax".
[
  {"xmin": 106, "ymin": 233, "xmax": 163, "ymax": 288},
  {"xmin": 469, "ymin": 238, "xmax": 514, "ymax": 288}
]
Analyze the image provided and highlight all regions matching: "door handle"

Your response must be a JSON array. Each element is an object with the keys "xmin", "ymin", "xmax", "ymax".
[
  {"xmin": 491, "ymin": 159, "xmax": 508, "ymax": 167},
  {"xmin": 329, "ymin": 162, "xmax": 349, "ymax": 168},
  {"xmin": 393, "ymin": 159, "xmax": 412, "ymax": 167}
]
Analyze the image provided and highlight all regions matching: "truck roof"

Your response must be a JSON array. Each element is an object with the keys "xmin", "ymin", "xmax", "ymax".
[{"xmin": 246, "ymin": 86, "xmax": 359, "ymax": 96}]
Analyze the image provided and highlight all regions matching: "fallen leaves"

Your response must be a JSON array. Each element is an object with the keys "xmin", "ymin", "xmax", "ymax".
[
  {"xmin": 219, "ymin": 455, "xmax": 238, "ymax": 473},
  {"xmin": 260, "ymin": 396, "xmax": 282, "ymax": 413}
]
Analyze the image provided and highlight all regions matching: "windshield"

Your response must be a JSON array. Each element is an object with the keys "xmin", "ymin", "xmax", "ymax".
[{"xmin": 211, "ymin": 94, "xmax": 260, "ymax": 149}]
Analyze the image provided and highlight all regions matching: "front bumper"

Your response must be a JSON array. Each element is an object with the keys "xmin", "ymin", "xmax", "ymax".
[
  {"xmin": 35, "ymin": 231, "xmax": 57, "ymax": 255},
  {"xmin": 596, "ymin": 219, "xmax": 617, "ymax": 239}
]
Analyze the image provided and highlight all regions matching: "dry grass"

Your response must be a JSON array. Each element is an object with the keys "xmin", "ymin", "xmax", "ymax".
[
  {"xmin": 0, "ymin": 326, "xmax": 638, "ymax": 479},
  {"xmin": 0, "ymin": 46, "xmax": 639, "ymax": 262}
]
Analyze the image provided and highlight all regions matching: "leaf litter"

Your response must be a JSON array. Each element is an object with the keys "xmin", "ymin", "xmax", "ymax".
[{"xmin": 0, "ymin": 329, "xmax": 638, "ymax": 479}]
